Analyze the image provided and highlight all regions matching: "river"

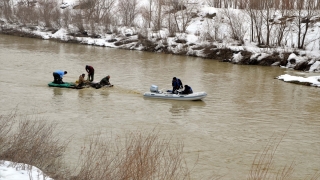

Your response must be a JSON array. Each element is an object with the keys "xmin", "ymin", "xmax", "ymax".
[{"xmin": 0, "ymin": 34, "xmax": 319, "ymax": 179}]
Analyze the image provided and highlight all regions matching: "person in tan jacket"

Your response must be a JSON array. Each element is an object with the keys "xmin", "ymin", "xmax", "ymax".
[{"xmin": 77, "ymin": 74, "xmax": 86, "ymax": 88}]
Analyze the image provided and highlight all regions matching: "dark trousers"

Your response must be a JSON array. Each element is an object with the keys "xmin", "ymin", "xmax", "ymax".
[
  {"xmin": 172, "ymin": 87, "xmax": 179, "ymax": 94},
  {"xmin": 88, "ymin": 72, "xmax": 94, "ymax": 82},
  {"xmin": 53, "ymin": 72, "xmax": 63, "ymax": 84}
]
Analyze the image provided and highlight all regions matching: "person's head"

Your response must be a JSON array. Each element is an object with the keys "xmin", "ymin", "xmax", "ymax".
[
  {"xmin": 82, "ymin": 73, "xmax": 85, "ymax": 77},
  {"xmin": 173, "ymin": 77, "xmax": 176, "ymax": 80},
  {"xmin": 64, "ymin": 71, "xmax": 67, "ymax": 74},
  {"xmin": 86, "ymin": 65, "xmax": 88, "ymax": 68},
  {"xmin": 107, "ymin": 75, "xmax": 110, "ymax": 79},
  {"xmin": 185, "ymin": 85, "xmax": 188, "ymax": 88}
]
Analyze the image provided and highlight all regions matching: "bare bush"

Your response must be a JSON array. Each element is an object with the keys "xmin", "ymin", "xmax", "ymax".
[
  {"xmin": 0, "ymin": 113, "xmax": 70, "ymax": 179},
  {"xmin": 165, "ymin": 0, "xmax": 198, "ymax": 33},
  {"xmin": 199, "ymin": 17, "xmax": 222, "ymax": 42},
  {"xmin": 62, "ymin": 8, "xmax": 72, "ymax": 28},
  {"xmin": 222, "ymin": 8, "xmax": 248, "ymax": 44},
  {"xmin": 1, "ymin": 111, "xmax": 319, "ymax": 180},
  {"xmin": 246, "ymin": 127, "xmax": 320, "ymax": 180},
  {"xmin": 72, "ymin": 11, "xmax": 85, "ymax": 32},
  {"xmin": 72, "ymin": 130, "xmax": 194, "ymax": 180},
  {"xmin": 117, "ymin": 0, "xmax": 139, "ymax": 26},
  {"xmin": 1, "ymin": 0, "xmax": 13, "ymax": 21},
  {"xmin": 165, "ymin": 13, "xmax": 178, "ymax": 37},
  {"xmin": 15, "ymin": 4, "xmax": 39, "ymax": 25},
  {"xmin": 139, "ymin": 4, "xmax": 152, "ymax": 29},
  {"xmin": 37, "ymin": 0, "xmax": 58, "ymax": 28},
  {"xmin": 50, "ymin": 7, "xmax": 62, "ymax": 29},
  {"xmin": 248, "ymin": 129, "xmax": 320, "ymax": 180},
  {"xmin": 248, "ymin": 131, "xmax": 294, "ymax": 180},
  {"xmin": 0, "ymin": 111, "xmax": 16, "ymax": 149}
]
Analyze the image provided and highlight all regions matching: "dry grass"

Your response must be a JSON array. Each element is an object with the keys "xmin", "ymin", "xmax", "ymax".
[
  {"xmin": 0, "ymin": 112, "xmax": 196, "ymax": 180},
  {"xmin": 0, "ymin": 111, "xmax": 16, "ymax": 148},
  {"xmin": 247, "ymin": 131, "xmax": 293, "ymax": 180},
  {"xmin": 1, "ymin": 111, "xmax": 319, "ymax": 180},
  {"xmin": 248, "ymin": 128, "xmax": 320, "ymax": 180},
  {"xmin": 71, "ymin": 130, "xmax": 194, "ymax": 180},
  {"xmin": 0, "ymin": 111, "xmax": 70, "ymax": 179}
]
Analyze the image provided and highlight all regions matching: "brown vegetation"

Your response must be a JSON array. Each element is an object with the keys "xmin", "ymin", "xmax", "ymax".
[
  {"xmin": 71, "ymin": 130, "xmax": 193, "ymax": 180},
  {"xmin": 0, "ymin": 111, "xmax": 319, "ymax": 179},
  {"xmin": 248, "ymin": 130, "xmax": 320, "ymax": 180},
  {"xmin": 0, "ymin": 112, "xmax": 196, "ymax": 180},
  {"xmin": 0, "ymin": 111, "xmax": 70, "ymax": 179},
  {"xmin": 248, "ymin": 131, "xmax": 294, "ymax": 180}
]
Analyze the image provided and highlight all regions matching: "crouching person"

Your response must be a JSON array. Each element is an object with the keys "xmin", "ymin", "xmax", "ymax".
[
  {"xmin": 53, "ymin": 70, "xmax": 67, "ymax": 84},
  {"xmin": 77, "ymin": 73, "xmax": 86, "ymax": 88},
  {"xmin": 93, "ymin": 75, "xmax": 113, "ymax": 89},
  {"xmin": 100, "ymin": 75, "xmax": 111, "ymax": 86},
  {"xmin": 181, "ymin": 85, "xmax": 193, "ymax": 94}
]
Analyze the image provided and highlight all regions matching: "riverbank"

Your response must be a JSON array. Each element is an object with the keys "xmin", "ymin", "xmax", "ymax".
[
  {"xmin": 2, "ymin": 0, "xmax": 320, "ymax": 88},
  {"xmin": 0, "ymin": 26, "xmax": 302, "ymax": 68},
  {"xmin": 2, "ymin": 25, "xmax": 320, "ymax": 88}
]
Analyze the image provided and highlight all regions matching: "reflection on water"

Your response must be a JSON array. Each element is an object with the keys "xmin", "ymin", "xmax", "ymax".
[
  {"xmin": 52, "ymin": 87, "xmax": 63, "ymax": 96},
  {"xmin": 0, "ymin": 34, "xmax": 319, "ymax": 179},
  {"xmin": 143, "ymin": 98, "xmax": 206, "ymax": 116},
  {"xmin": 99, "ymin": 89, "xmax": 110, "ymax": 97},
  {"xmin": 169, "ymin": 101, "xmax": 206, "ymax": 115}
]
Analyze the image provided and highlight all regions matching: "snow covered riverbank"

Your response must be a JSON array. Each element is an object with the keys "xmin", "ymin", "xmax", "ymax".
[
  {"xmin": 277, "ymin": 74, "xmax": 320, "ymax": 87},
  {"xmin": 1, "ymin": 0, "xmax": 320, "ymax": 88},
  {"xmin": 0, "ymin": 161, "xmax": 53, "ymax": 180}
]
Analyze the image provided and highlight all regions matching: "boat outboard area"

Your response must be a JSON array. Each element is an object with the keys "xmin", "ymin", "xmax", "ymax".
[{"xmin": 143, "ymin": 85, "xmax": 207, "ymax": 101}]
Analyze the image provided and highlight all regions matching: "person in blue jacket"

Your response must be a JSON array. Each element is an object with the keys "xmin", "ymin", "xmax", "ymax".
[{"xmin": 53, "ymin": 70, "xmax": 67, "ymax": 84}]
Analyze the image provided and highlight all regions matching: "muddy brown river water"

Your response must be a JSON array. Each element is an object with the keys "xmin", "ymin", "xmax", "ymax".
[{"xmin": 0, "ymin": 34, "xmax": 319, "ymax": 179}]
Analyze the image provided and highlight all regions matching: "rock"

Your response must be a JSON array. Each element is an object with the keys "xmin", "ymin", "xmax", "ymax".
[
  {"xmin": 294, "ymin": 61, "xmax": 310, "ymax": 71},
  {"xmin": 258, "ymin": 55, "xmax": 282, "ymax": 66}
]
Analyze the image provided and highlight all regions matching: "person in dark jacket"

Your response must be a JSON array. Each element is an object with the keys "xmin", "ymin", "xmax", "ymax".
[
  {"xmin": 91, "ymin": 75, "xmax": 113, "ymax": 89},
  {"xmin": 53, "ymin": 70, "xmax": 67, "ymax": 84},
  {"xmin": 172, "ymin": 77, "xmax": 183, "ymax": 93},
  {"xmin": 100, "ymin": 75, "xmax": 111, "ymax": 86},
  {"xmin": 181, "ymin": 85, "xmax": 193, "ymax": 94},
  {"xmin": 85, "ymin": 65, "xmax": 94, "ymax": 82}
]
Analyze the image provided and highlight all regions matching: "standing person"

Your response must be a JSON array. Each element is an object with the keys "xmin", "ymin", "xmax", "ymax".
[
  {"xmin": 85, "ymin": 65, "xmax": 94, "ymax": 82},
  {"xmin": 172, "ymin": 77, "xmax": 183, "ymax": 93},
  {"xmin": 53, "ymin": 70, "xmax": 67, "ymax": 84},
  {"xmin": 177, "ymin": 78, "xmax": 183, "ymax": 89}
]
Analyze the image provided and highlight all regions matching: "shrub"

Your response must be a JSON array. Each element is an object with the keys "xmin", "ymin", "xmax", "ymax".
[
  {"xmin": 0, "ymin": 112, "xmax": 70, "ymax": 179},
  {"xmin": 0, "ymin": 112, "xmax": 197, "ymax": 180},
  {"xmin": 72, "ymin": 130, "xmax": 194, "ymax": 180}
]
